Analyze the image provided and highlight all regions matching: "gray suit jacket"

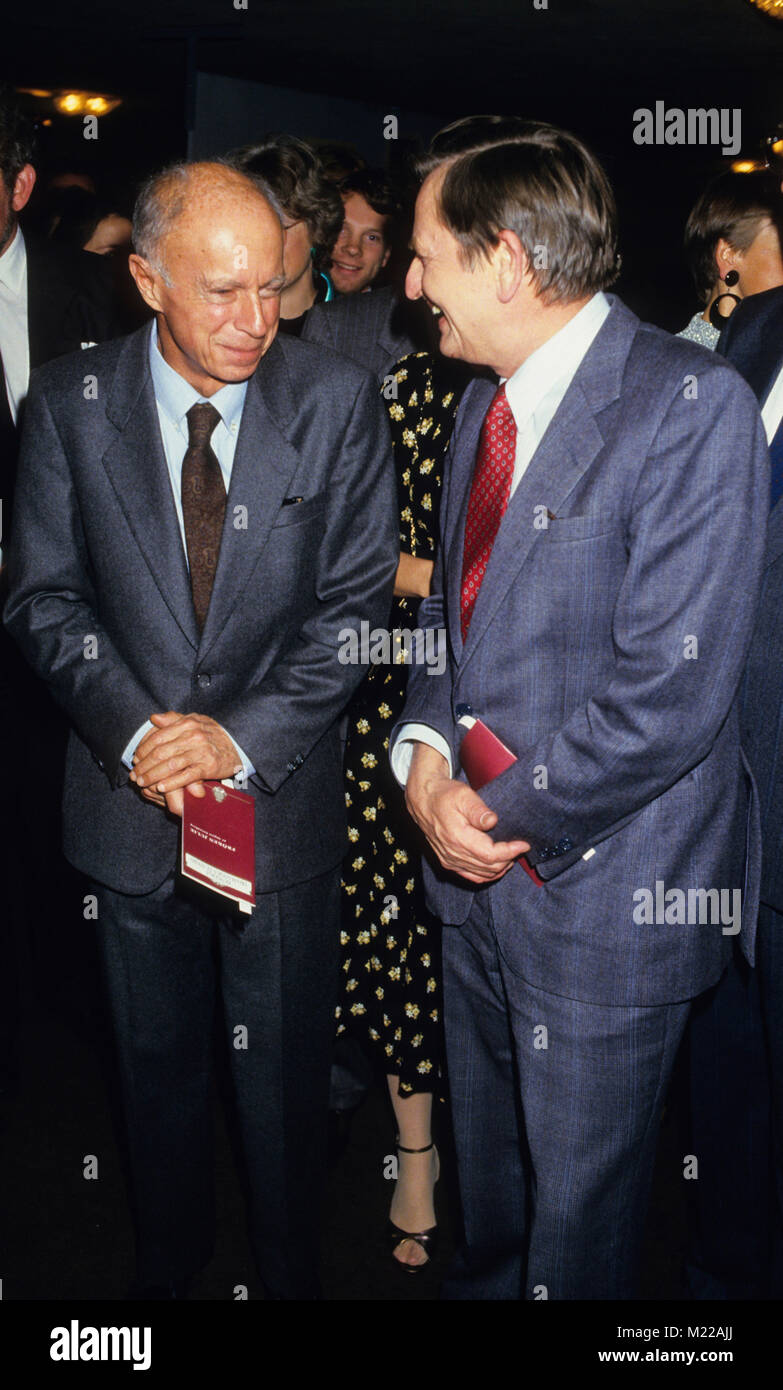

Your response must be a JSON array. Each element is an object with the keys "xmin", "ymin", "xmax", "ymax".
[
  {"xmin": 393, "ymin": 297, "xmax": 768, "ymax": 1006},
  {"xmin": 4, "ymin": 325, "xmax": 398, "ymax": 896},
  {"xmin": 302, "ymin": 284, "xmax": 420, "ymax": 381}
]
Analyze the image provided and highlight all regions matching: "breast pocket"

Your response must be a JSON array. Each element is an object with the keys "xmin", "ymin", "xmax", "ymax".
[
  {"xmin": 544, "ymin": 514, "xmax": 616, "ymax": 542},
  {"xmin": 272, "ymin": 492, "xmax": 328, "ymax": 528}
]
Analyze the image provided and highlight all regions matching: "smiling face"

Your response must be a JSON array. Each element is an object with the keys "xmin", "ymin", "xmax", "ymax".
[
  {"xmin": 129, "ymin": 169, "xmax": 285, "ymax": 396},
  {"xmin": 329, "ymin": 192, "xmax": 391, "ymax": 293},
  {"xmin": 405, "ymin": 168, "xmax": 500, "ymax": 367}
]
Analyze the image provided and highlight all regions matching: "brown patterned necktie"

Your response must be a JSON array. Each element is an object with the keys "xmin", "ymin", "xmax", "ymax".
[{"xmin": 181, "ymin": 402, "xmax": 226, "ymax": 632}]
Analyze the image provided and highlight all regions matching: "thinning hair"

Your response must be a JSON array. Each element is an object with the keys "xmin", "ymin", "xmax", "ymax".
[
  {"xmin": 418, "ymin": 116, "xmax": 620, "ymax": 305},
  {"xmin": 132, "ymin": 159, "xmax": 282, "ymax": 284}
]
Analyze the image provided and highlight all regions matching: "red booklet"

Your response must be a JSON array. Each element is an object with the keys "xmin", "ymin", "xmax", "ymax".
[
  {"xmin": 181, "ymin": 781, "xmax": 256, "ymax": 913},
  {"xmin": 458, "ymin": 714, "xmax": 544, "ymax": 886}
]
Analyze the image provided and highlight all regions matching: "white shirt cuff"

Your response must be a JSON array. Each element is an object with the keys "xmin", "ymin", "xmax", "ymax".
[{"xmin": 390, "ymin": 723, "xmax": 454, "ymax": 785}]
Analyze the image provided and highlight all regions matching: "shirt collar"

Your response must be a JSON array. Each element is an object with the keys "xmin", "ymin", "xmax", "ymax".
[
  {"xmin": 0, "ymin": 225, "xmax": 26, "ymax": 294},
  {"xmin": 503, "ymin": 291, "xmax": 611, "ymax": 428},
  {"xmin": 147, "ymin": 320, "xmax": 248, "ymax": 435}
]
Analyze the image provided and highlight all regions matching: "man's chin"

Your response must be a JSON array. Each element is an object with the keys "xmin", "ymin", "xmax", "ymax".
[
  {"xmin": 331, "ymin": 271, "xmax": 368, "ymax": 295},
  {"xmin": 216, "ymin": 344, "xmax": 270, "ymax": 379}
]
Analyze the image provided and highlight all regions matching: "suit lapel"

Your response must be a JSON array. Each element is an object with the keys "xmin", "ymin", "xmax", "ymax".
[
  {"xmin": 451, "ymin": 299, "xmax": 636, "ymax": 678},
  {"xmin": 766, "ymin": 496, "xmax": 783, "ymax": 567},
  {"xmin": 197, "ymin": 338, "xmax": 303, "ymax": 659},
  {"xmin": 443, "ymin": 378, "xmax": 496, "ymax": 659},
  {"xmin": 721, "ymin": 289, "xmax": 783, "ymax": 407},
  {"xmin": 101, "ymin": 328, "xmax": 200, "ymax": 649}
]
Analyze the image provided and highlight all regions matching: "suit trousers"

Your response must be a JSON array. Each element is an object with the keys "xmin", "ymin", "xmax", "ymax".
[
  {"xmin": 441, "ymin": 886, "xmax": 691, "ymax": 1300},
  {"xmin": 94, "ymin": 864, "xmax": 341, "ymax": 1298}
]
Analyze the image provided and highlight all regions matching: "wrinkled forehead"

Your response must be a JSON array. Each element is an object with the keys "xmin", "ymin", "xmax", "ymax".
[{"xmin": 164, "ymin": 192, "xmax": 283, "ymax": 265}]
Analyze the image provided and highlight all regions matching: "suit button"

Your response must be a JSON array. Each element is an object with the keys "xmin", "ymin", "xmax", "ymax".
[{"xmin": 196, "ymin": 672, "xmax": 211, "ymax": 689}]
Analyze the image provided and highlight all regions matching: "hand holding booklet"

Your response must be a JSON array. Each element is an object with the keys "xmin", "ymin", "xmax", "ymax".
[
  {"xmin": 181, "ymin": 781, "xmax": 256, "ymax": 913},
  {"xmin": 458, "ymin": 713, "xmax": 544, "ymax": 886}
]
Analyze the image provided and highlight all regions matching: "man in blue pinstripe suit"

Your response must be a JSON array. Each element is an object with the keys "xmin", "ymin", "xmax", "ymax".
[{"xmin": 390, "ymin": 118, "xmax": 769, "ymax": 1299}]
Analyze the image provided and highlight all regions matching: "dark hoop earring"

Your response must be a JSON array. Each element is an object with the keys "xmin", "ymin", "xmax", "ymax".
[
  {"xmin": 724, "ymin": 268, "xmax": 739, "ymax": 287},
  {"xmin": 709, "ymin": 292, "xmax": 742, "ymax": 330}
]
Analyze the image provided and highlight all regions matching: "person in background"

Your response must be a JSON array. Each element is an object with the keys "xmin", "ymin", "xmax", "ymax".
[
  {"xmin": 684, "ymin": 284, "xmax": 783, "ymax": 1299},
  {"xmin": 329, "ymin": 168, "xmax": 400, "ymax": 295},
  {"xmin": 315, "ymin": 142, "xmax": 367, "ymax": 185},
  {"xmin": 234, "ymin": 135, "xmax": 343, "ymax": 335},
  {"xmin": 338, "ymin": 348, "xmax": 468, "ymax": 1271},
  {"xmin": 41, "ymin": 183, "xmax": 132, "ymax": 258},
  {"xmin": 302, "ymin": 170, "xmax": 420, "ymax": 380},
  {"xmin": 0, "ymin": 86, "xmax": 117, "ymax": 1120},
  {"xmin": 678, "ymin": 169, "xmax": 783, "ymax": 348}
]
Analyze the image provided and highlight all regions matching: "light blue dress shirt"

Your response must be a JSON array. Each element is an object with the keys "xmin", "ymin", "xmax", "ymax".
[{"xmin": 121, "ymin": 324, "xmax": 255, "ymax": 781}]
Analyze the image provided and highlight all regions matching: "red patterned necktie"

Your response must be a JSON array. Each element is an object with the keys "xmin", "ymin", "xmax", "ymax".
[{"xmin": 460, "ymin": 384, "xmax": 517, "ymax": 641}]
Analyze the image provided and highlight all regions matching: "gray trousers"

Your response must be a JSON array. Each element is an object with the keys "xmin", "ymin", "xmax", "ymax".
[
  {"xmin": 441, "ymin": 887, "xmax": 691, "ymax": 1300},
  {"xmin": 95, "ymin": 865, "xmax": 341, "ymax": 1298}
]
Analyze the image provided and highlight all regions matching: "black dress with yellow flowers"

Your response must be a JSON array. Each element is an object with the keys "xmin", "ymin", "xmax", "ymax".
[{"xmin": 337, "ymin": 351, "xmax": 465, "ymax": 1097}]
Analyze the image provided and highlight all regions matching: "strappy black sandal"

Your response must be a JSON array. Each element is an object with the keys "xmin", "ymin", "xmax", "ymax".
[{"xmin": 387, "ymin": 1139, "xmax": 439, "ymax": 1273}]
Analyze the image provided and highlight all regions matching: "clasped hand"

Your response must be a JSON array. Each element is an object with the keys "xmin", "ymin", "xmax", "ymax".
[
  {"xmin": 405, "ymin": 744, "xmax": 530, "ymax": 884},
  {"xmin": 129, "ymin": 711, "xmax": 242, "ymax": 818}
]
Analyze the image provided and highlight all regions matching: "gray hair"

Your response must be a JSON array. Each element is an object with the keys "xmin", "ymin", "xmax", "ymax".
[{"xmin": 132, "ymin": 158, "xmax": 283, "ymax": 285}]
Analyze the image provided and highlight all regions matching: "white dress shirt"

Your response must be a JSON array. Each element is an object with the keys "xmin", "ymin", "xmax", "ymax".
[
  {"xmin": 392, "ymin": 291, "xmax": 611, "ymax": 784},
  {"xmin": 762, "ymin": 360, "xmax": 783, "ymax": 445},
  {"xmin": 0, "ymin": 225, "xmax": 30, "ymax": 423},
  {"xmin": 121, "ymin": 323, "xmax": 255, "ymax": 781}
]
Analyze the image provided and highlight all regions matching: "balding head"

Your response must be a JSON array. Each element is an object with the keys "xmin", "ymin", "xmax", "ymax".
[
  {"xmin": 129, "ymin": 159, "xmax": 286, "ymax": 396},
  {"xmin": 133, "ymin": 159, "xmax": 282, "ymax": 284}
]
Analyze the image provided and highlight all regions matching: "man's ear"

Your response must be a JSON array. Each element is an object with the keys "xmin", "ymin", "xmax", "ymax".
[
  {"xmin": 381, "ymin": 244, "xmax": 391, "ymax": 269},
  {"xmin": 12, "ymin": 164, "xmax": 36, "ymax": 214},
  {"xmin": 493, "ymin": 228, "xmax": 529, "ymax": 304},
  {"xmin": 128, "ymin": 254, "xmax": 166, "ymax": 313}
]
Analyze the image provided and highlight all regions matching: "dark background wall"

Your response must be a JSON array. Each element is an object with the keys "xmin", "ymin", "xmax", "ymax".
[{"xmin": 4, "ymin": 0, "xmax": 783, "ymax": 330}]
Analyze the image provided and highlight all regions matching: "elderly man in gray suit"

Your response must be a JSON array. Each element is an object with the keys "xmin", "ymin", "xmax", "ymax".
[
  {"xmin": 4, "ymin": 160, "xmax": 398, "ymax": 1300},
  {"xmin": 390, "ymin": 118, "xmax": 769, "ymax": 1300}
]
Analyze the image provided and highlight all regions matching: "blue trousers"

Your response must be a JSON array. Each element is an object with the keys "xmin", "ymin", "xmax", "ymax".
[{"xmin": 441, "ymin": 887, "xmax": 691, "ymax": 1300}]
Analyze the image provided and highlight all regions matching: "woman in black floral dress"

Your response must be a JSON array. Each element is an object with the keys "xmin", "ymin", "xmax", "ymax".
[{"xmin": 337, "ymin": 349, "xmax": 465, "ymax": 1269}]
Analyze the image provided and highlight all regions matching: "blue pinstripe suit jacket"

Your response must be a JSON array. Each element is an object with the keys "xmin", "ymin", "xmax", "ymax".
[{"xmin": 394, "ymin": 296, "xmax": 769, "ymax": 1006}]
